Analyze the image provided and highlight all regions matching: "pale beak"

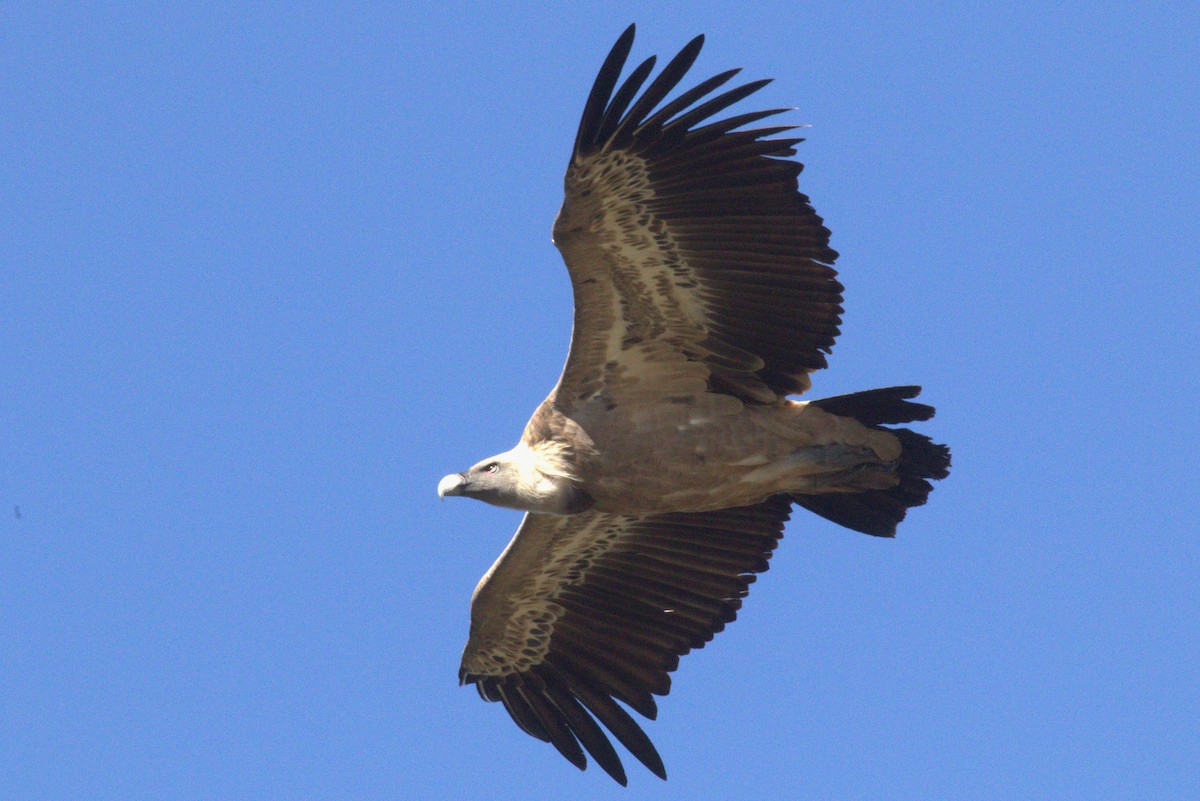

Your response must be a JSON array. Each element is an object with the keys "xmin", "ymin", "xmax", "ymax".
[{"xmin": 437, "ymin": 473, "xmax": 466, "ymax": 499}]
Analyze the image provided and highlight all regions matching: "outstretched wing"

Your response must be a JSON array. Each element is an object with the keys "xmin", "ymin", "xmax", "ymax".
[
  {"xmin": 459, "ymin": 497, "xmax": 792, "ymax": 784},
  {"xmin": 552, "ymin": 24, "xmax": 842, "ymax": 409}
]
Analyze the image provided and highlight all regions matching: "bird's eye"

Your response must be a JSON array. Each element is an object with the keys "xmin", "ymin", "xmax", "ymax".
[{"xmin": 483, "ymin": 463, "xmax": 499, "ymax": 474}]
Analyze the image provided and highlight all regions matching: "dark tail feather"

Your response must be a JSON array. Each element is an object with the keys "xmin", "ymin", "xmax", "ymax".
[
  {"xmin": 807, "ymin": 385, "xmax": 934, "ymax": 426},
  {"xmin": 792, "ymin": 387, "xmax": 951, "ymax": 537}
]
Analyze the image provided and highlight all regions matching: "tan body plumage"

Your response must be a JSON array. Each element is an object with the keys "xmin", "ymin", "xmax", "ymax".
[{"xmin": 523, "ymin": 397, "xmax": 900, "ymax": 515}]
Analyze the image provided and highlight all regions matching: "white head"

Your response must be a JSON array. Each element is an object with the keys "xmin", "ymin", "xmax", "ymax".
[{"xmin": 437, "ymin": 444, "xmax": 592, "ymax": 515}]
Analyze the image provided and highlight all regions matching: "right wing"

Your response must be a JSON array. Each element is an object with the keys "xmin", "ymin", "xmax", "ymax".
[{"xmin": 459, "ymin": 496, "xmax": 794, "ymax": 784}]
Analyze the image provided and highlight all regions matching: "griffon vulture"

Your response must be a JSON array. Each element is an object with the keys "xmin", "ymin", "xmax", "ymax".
[{"xmin": 437, "ymin": 25, "xmax": 950, "ymax": 784}]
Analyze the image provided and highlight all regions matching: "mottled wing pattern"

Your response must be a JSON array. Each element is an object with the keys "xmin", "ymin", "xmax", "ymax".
[
  {"xmin": 552, "ymin": 24, "xmax": 842, "ymax": 408},
  {"xmin": 459, "ymin": 497, "xmax": 793, "ymax": 784}
]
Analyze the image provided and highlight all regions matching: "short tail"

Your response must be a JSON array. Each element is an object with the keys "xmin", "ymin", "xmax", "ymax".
[{"xmin": 791, "ymin": 386, "xmax": 951, "ymax": 537}]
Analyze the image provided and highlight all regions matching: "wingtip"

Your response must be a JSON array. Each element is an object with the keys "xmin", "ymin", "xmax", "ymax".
[{"xmin": 602, "ymin": 763, "xmax": 629, "ymax": 786}]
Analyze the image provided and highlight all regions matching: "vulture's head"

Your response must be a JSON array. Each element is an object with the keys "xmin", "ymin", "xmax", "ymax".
[
  {"xmin": 437, "ymin": 456, "xmax": 519, "ymax": 508},
  {"xmin": 437, "ymin": 446, "xmax": 592, "ymax": 515}
]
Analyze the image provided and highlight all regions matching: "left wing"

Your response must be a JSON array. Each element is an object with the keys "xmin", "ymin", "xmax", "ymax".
[
  {"xmin": 551, "ymin": 25, "xmax": 842, "ymax": 409},
  {"xmin": 459, "ymin": 497, "xmax": 793, "ymax": 784}
]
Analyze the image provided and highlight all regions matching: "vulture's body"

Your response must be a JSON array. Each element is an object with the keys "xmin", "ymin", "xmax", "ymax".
[{"xmin": 437, "ymin": 25, "xmax": 950, "ymax": 785}]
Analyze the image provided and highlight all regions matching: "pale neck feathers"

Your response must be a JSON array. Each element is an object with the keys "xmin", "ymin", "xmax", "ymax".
[{"xmin": 500, "ymin": 440, "xmax": 587, "ymax": 514}]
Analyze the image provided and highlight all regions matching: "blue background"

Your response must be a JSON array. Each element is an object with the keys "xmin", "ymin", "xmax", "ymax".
[{"xmin": 4, "ymin": 2, "xmax": 1197, "ymax": 798}]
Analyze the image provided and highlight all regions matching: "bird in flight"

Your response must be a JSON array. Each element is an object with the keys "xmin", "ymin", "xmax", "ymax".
[{"xmin": 438, "ymin": 24, "xmax": 950, "ymax": 784}]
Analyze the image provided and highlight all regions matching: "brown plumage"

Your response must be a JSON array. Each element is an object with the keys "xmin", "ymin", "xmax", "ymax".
[{"xmin": 437, "ymin": 25, "xmax": 950, "ymax": 784}]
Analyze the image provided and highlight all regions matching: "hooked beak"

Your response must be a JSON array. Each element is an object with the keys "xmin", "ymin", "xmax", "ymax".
[{"xmin": 437, "ymin": 472, "xmax": 467, "ymax": 499}]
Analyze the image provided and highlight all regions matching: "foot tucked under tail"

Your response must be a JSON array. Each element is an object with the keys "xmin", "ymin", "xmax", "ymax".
[{"xmin": 791, "ymin": 386, "xmax": 951, "ymax": 537}]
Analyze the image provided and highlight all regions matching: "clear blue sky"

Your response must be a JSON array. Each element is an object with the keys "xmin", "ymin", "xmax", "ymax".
[{"xmin": 3, "ymin": 2, "xmax": 1197, "ymax": 799}]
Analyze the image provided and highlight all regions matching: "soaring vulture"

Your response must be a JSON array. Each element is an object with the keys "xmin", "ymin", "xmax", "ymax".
[{"xmin": 437, "ymin": 25, "xmax": 950, "ymax": 784}]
